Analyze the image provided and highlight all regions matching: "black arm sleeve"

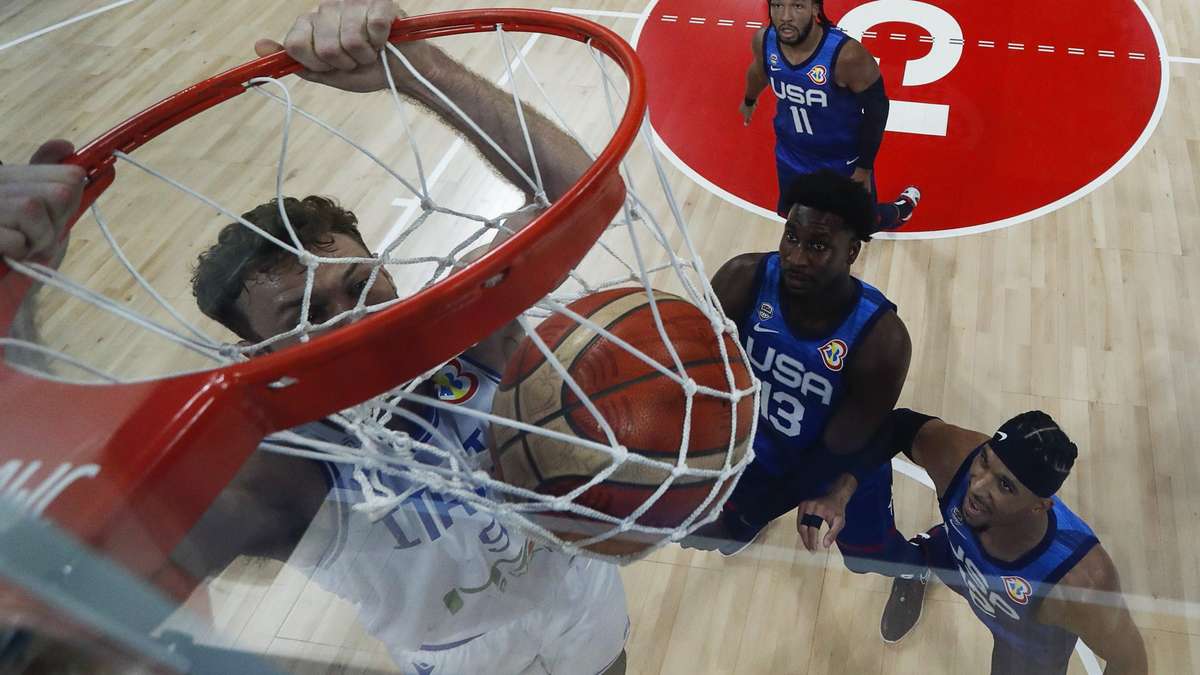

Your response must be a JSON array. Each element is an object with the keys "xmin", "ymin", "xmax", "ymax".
[
  {"xmin": 847, "ymin": 408, "xmax": 940, "ymax": 479},
  {"xmin": 854, "ymin": 77, "xmax": 889, "ymax": 170}
]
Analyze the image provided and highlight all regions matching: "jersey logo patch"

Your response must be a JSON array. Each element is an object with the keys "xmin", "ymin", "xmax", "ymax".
[
  {"xmin": 433, "ymin": 358, "xmax": 479, "ymax": 405},
  {"xmin": 1003, "ymin": 576, "xmax": 1032, "ymax": 605},
  {"xmin": 758, "ymin": 302, "xmax": 774, "ymax": 320},
  {"xmin": 806, "ymin": 64, "xmax": 828, "ymax": 85},
  {"xmin": 818, "ymin": 338, "xmax": 848, "ymax": 371},
  {"xmin": 769, "ymin": 53, "xmax": 779, "ymax": 66}
]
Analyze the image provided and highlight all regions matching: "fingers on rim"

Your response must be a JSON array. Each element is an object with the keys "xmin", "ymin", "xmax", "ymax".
[
  {"xmin": 29, "ymin": 140, "xmax": 75, "ymax": 165},
  {"xmin": 313, "ymin": 3, "xmax": 359, "ymax": 70},
  {"xmin": 9, "ymin": 196, "xmax": 55, "ymax": 256},
  {"xmin": 339, "ymin": 0, "xmax": 378, "ymax": 65},
  {"xmin": 284, "ymin": 16, "xmax": 332, "ymax": 72},
  {"xmin": 366, "ymin": 0, "xmax": 395, "ymax": 47},
  {"xmin": 0, "ymin": 228, "xmax": 31, "ymax": 260},
  {"xmin": 0, "ymin": 182, "xmax": 80, "ymax": 229}
]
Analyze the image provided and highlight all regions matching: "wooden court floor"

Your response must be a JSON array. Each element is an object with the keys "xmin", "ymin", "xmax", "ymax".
[{"xmin": 2, "ymin": 0, "xmax": 1199, "ymax": 673}]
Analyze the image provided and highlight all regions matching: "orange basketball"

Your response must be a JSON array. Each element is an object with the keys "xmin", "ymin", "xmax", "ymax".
[{"xmin": 489, "ymin": 287, "xmax": 753, "ymax": 555}]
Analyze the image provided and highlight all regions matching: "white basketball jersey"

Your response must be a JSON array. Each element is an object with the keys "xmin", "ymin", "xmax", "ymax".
[{"xmin": 284, "ymin": 356, "xmax": 578, "ymax": 652}]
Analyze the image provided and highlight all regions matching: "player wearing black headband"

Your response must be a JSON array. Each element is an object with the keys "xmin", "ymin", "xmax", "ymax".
[{"xmin": 877, "ymin": 409, "xmax": 1148, "ymax": 674}]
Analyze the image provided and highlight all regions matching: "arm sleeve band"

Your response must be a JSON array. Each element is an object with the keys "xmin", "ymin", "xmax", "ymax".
[
  {"xmin": 891, "ymin": 408, "xmax": 939, "ymax": 461},
  {"xmin": 854, "ymin": 77, "xmax": 888, "ymax": 170},
  {"xmin": 844, "ymin": 408, "xmax": 940, "ymax": 479}
]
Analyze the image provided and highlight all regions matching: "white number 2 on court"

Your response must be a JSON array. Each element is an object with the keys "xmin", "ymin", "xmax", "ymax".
[{"xmin": 839, "ymin": 0, "xmax": 963, "ymax": 137}]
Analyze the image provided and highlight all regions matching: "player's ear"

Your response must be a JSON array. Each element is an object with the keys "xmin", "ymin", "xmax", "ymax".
[{"xmin": 846, "ymin": 239, "xmax": 861, "ymax": 265}]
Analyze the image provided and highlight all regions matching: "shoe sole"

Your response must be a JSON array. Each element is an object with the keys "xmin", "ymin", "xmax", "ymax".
[{"xmin": 880, "ymin": 580, "xmax": 927, "ymax": 645}]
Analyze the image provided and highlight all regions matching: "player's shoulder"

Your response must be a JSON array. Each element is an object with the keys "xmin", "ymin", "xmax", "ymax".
[
  {"xmin": 852, "ymin": 306, "xmax": 910, "ymax": 371},
  {"xmin": 832, "ymin": 32, "xmax": 880, "ymax": 87},
  {"xmin": 710, "ymin": 251, "xmax": 768, "ymax": 284},
  {"xmin": 753, "ymin": 26, "xmax": 768, "ymax": 49},
  {"xmin": 1057, "ymin": 543, "xmax": 1120, "ymax": 595},
  {"xmin": 712, "ymin": 252, "xmax": 769, "ymax": 320}
]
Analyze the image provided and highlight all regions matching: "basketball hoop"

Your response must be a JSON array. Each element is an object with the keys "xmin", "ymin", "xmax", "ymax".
[{"xmin": 0, "ymin": 8, "xmax": 755, "ymax": 599}]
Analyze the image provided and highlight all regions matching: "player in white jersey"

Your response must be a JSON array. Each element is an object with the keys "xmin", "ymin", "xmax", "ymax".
[
  {"xmin": 280, "ymin": 358, "xmax": 627, "ymax": 674},
  {"xmin": 0, "ymin": 2, "xmax": 629, "ymax": 673}
]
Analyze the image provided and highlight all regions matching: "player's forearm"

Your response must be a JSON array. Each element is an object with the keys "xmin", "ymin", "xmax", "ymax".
[
  {"xmin": 854, "ymin": 77, "xmax": 888, "ymax": 170},
  {"xmin": 394, "ymin": 44, "xmax": 590, "ymax": 203},
  {"xmin": 744, "ymin": 64, "xmax": 768, "ymax": 103},
  {"xmin": 1098, "ymin": 630, "xmax": 1149, "ymax": 675}
]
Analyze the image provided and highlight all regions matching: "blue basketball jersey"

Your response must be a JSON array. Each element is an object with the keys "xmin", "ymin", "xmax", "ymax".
[
  {"xmin": 763, "ymin": 25, "xmax": 863, "ymax": 175},
  {"xmin": 933, "ymin": 445, "xmax": 1099, "ymax": 662},
  {"xmin": 737, "ymin": 253, "xmax": 895, "ymax": 475}
]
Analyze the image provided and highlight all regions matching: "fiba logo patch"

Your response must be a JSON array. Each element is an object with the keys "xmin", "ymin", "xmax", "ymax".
[
  {"xmin": 806, "ymin": 64, "xmax": 828, "ymax": 85},
  {"xmin": 769, "ymin": 53, "xmax": 779, "ymax": 66},
  {"xmin": 758, "ymin": 302, "xmax": 774, "ymax": 320},
  {"xmin": 433, "ymin": 358, "xmax": 479, "ymax": 404},
  {"xmin": 818, "ymin": 338, "xmax": 848, "ymax": 371},
  {"xmin": 1003, "ymin": 576, "xmax": 1032, "ymax": 605}
]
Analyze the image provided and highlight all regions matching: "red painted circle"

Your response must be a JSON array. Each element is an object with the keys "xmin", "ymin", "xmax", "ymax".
[{"xmin": 636, "ymin": 0, "xmax": 1164, "ymax": 236}]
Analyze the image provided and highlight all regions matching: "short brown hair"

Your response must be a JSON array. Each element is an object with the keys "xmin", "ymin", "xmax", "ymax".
[{"xmin": 192, "ymin": 196, "xmax": 369, "ymax": 341}]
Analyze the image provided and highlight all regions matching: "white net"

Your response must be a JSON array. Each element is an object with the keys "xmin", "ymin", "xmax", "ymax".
[{"xmin": 1, "ymin": 19, "xmax": 758, "ymax": 562}]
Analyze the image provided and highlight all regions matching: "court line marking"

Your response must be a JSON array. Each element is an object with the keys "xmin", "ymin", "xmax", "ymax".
[
  {"xmin": 631, "ymin": 0, "xmax": 1171, "ymax": 241},
  {"xmin": 1168, "ymin": 55, "xmax": 1200, "ymax": 64},
  {"xmin": 645, "ymin": 15, "xmax": 1163, "ymax": 61},
  {"xmin": 0, "ymin": 0, "xmax": 138, "ymax": 53}
]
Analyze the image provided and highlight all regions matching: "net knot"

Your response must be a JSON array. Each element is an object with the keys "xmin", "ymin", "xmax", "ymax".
[
  {"xmin": 297, "ymin": 251, "xmax": 319, "ymax": 268},
  {"xmin": 683, "ymin": 377, "xmax": 699, "ymax": 397}
]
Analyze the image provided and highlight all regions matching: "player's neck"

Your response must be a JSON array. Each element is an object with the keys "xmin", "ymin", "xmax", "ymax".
[
  {"xmin": 977, "ymin": 510, "xmax": 1050, "ymax": 563},
  {"xmin": 783, "ymin": 274, "xmax": 857, "ymax": 332}
]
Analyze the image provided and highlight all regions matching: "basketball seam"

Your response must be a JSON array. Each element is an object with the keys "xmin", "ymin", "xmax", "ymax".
[
  {"xmin": 496, "ymin": 354, "xmax": 742, "ymax": 459},
  {"xmin": 499, "ymin": 286, "xmax": 645, "ymax": 391}
]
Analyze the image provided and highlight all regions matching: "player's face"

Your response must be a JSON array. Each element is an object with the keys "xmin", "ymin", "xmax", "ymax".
[
  {"xmin": 237, "ymin": 233, "xmax": 398, "ymax": 349},
  {"xmin": 961, "ymin": 445, "xmax": 1045, "ymax": 529},
  {"xmin": 769, "ymin": 0, "xmax": 818, "ymax": 45},
  {"xmin": 778, "ymin": 205, "xmax": 860, "ymax": 297}
]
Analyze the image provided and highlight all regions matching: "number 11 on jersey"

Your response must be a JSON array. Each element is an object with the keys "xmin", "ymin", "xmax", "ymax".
[{"xmin": 790, "ymin": 105, "xmax": 814, "ymax": 135}]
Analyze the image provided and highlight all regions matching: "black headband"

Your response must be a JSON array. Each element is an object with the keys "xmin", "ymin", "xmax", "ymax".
[{"xmin": 988, "ymin": 416, "xmax": 1076, "ymax": 498}]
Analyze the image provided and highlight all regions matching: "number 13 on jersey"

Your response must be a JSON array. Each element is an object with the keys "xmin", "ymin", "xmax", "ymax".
[{"xmin": 759, "ymin": 380, "xmax": 806, "ymax": 436}]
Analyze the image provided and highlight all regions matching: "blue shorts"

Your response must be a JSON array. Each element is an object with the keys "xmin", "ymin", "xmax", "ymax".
[
  {"xmin": 722, "ymin": 458, "xmax": 898, "ymax": 552},
  {"xmin": 775, "ymin": 156, "xmax": 877, "ymax": 217}
]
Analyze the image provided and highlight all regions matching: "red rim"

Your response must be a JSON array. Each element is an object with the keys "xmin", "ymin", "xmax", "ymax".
[{"xmin": 0, "ymin": 9, "xmax": 644, "ymax": 599}]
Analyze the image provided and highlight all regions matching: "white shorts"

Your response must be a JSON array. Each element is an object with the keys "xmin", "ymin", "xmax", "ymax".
[{"xmin": 390, "ymin": 557, "xmax": 628, "ymax": 675}]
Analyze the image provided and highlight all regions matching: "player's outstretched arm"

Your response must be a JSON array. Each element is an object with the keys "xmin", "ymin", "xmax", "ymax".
[
  {"xmin": 171, "ymin": 452, "xmax": 329, "ymax": 583},
  {"xmin": 821, "ymin": 310, "xmax": 910, "ymax": 457},
  {"xmin": 789, "ymin": 311, "xmax": 908, "ymax": 549},
  {"xmin": 892, "ymin": 414, "xmax": 988, "ymax": 498},
  {"xmin": 260, "ymin": 0, "xmax": 595, "ymax": 206},
  {"xmin": 834, "ymin": 39, "xmax": 888, "ymax": 185},
  {"xmin": 1037, "ymin": 545, "xmax": 1149, "ymax": 674},
  {"xmin": 740, "ymin": 29, "xmax": 769, "ymax": 125}
]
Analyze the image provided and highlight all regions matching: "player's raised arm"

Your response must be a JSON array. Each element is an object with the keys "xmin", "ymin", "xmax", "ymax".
[
  {"xmin": 1036, "ymin": 546, "xmax": 1149, "ymax": 674},
  {"xmin": 740, "ymin": 28, "xmax": 770, "ymax": 126},
  {"xmin": 258, "ymin": 0, "xmax": 597, "ymax": 205},
  {"xmin": 833, "ymin": 39, "xmax": 888, "ymax": 187}
]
